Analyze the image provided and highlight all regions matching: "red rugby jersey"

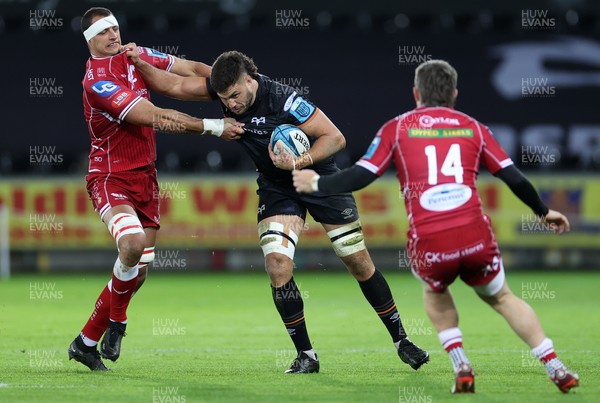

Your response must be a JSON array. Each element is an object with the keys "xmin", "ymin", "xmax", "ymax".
[
  {"xmin": 82, "ymin": 47, "xmax": 174, "ymax": 173},
  {"xmin": 357, "ymin": 106, "xmax": 513, "ymax": 236}
]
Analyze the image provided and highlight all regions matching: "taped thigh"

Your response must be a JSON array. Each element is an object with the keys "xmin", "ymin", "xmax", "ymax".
[
  {"xmin": 258, "ymin": 222, "xmax": 299, "ymax": 260},
  {"xmin": 137, "ymin": 246, "xmax": 155, "ymax": 268},
  {"xmin": 327, "ymin": 221, "xmax": 366, "ymax": 257},
  {"xmin": 107, "ymin": 213, "xmax": 144, "ymax": 244},
  {"xmin": 472, "ymin": 256, "xmax": 506, "ymax": 297}
]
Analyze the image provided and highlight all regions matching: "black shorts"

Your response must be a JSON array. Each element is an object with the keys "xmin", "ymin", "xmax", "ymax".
[{"xmin": 256, "ymin": 176, "xmax": 359, "ymax": 224}]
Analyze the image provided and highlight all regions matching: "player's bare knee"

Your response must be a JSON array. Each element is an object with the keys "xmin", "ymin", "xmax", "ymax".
[
  {"xmin": 108, "ymin": 212, "xmax": 145, "ymax": 265},
  {"xmin": 118, "ymin": 234, "xmax": 145, "ymax": 266},
  {"xmin": 342, "ymin": 253, "xmax": 374, "ymax": 281},
  {"xmin": 265, "ymin": 253, "xmax": 293, "ymax": 284},
  {"xmin": 266, "ymin": 252, "xmax": 290, "ymax": 269}
]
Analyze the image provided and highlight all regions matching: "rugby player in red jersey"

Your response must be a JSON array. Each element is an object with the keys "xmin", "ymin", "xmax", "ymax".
[
  {"xmin": 293, "ymin": 60, "xmax": 579, "ymax": 393},
  {"xmin": 68, "ymin": 7, "xmax": 243, "ymax": 371}
]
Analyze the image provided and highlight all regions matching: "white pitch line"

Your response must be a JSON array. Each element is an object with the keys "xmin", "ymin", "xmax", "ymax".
[
  {"xmin": 121, "ymin": 347, "xmax": 596, "ymax": 354},
  {"xmin": 7, "ymin": 385, "xmax": 95, "ymax": 389}
]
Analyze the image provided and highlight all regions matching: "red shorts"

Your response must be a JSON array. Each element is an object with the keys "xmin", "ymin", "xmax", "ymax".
[
  {"xmin": 407, "ymin": 216, "xmax": 502, "ymax": 293},
  {"xmin": 86, "ymin": 164, "xmax": 160, "ymax": 229}
]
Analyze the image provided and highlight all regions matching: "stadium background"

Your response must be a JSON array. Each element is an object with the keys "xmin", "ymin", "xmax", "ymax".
[{"xmin": 1, "ymin": 0, "xmax": 599, "ymax": 276}]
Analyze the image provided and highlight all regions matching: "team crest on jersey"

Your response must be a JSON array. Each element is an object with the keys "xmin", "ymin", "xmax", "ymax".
[
  {"xmin": 251, "ymin": 117, "xmax": 266, "ymax": 124},
  {"xmin": 290, "ymin": 96, "xmax": 315, "ymax": 122}
]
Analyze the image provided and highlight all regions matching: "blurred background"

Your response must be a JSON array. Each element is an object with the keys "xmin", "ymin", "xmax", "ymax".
[{"xmin": 1, "ymin": 0, "xmax": 599, "ymax": 275}]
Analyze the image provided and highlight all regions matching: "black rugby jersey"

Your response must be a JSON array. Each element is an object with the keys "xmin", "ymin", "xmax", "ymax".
[{"xmin": 221, "ymin": 75, "xmax": 339, "ymax": 185}]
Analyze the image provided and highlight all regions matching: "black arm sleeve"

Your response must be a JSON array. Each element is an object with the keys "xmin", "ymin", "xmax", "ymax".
[
  {"xmin": 318, "ymin": 165, "xmax": 379, "ymax": 194},
  {"xmin": 494, "ymin": 165, "xmax": 549, "ymax": 217}
]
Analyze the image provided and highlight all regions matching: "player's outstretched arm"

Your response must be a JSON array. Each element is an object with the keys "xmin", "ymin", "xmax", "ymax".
[
  {"xmin": 494, "ymin": 165, "xmax": 570, "ymax": 234},
  {"xmin": 169, "ymin": 57, "xmax": 212, "ymax": 78},
  {"xmin": 293, "ymin": 165, "xmax": 378, "ymax": 194},
  {"xmin": 124, "ymin": 98, "xmax": 243, "ymax": 139},
  {"xmin": 123, "ymin": 43, "xmax": 212, "ymax": 101}
]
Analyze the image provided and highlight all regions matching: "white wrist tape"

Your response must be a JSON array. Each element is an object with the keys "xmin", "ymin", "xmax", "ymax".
[
  {"xmin": 202, "ymin": 119, "xmax": 224, "ymax": 137},
  {"xmin": 311, "ymin": 174, "xmax": 320, "ymax": 192},
  {"xmin": 83, "ymin": 16, "xmax": 119, "ymax": 42}
]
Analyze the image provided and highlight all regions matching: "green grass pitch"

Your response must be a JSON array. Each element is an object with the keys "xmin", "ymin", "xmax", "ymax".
[{"xmin": 0, "ymin": 271, "xmax": 598, "ymax": 402}]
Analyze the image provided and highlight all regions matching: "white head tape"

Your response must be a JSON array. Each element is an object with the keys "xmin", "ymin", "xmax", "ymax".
[{"xmin": 83, "ymin": 15, "xmax": 119, "ymax": 42}]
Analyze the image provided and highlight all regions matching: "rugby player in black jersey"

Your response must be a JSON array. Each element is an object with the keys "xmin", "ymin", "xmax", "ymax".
[{"xmin": 131, "ymin": 49, "xmax": 429, "ymax": 374}]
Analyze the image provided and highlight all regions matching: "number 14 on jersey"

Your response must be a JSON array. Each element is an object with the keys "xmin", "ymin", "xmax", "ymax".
[{"xmin": 424, "ymin": 144, "xmax": 464, "ymax": 185}]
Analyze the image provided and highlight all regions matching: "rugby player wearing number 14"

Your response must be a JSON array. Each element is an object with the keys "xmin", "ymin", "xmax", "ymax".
[{"xmin": 293, "ymin": 60, "xmax": 579, "ymax": 393}]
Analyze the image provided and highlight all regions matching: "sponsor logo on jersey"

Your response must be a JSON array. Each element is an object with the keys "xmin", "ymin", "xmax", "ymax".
[
  {"xmin": 341, "ymin": 208, "xmax": 354, "ymax": 217},
  {"xmin": 86, "ymin": 69, "xmax": 94, "ymax": 81},
  {"xmin": 418, "ymin": 115, "xmax": 460, "ymax": 128},
  {"xmin": 111, "ymin": 91, "xmax": 130, "ymax": 108},
  {"xmin": 251, "ymin": 117, "xmax": 266, "ymax": 125},
  {"xmin": 110, "ymin": 192, "xmax": 128, "ymax": 200},
  {"xmin": 91, "ymin": 81, "xmax": 120, "ymax": 97},
  {"xmin": 363, "ymin": 137, "xmax": 381, "ymax": 159},
  {"xmin": 425, "ymin": 242, "xmax": 484, "ymax": 263},
  {"xmin": 244, "ymin": 128, "xmax": 270, "ymax": 135},
  {"xmin": 408, "ymin": 128, "xmax": 473, "ymax": 138},
  {"xmin": 283, "ymin": 91, "xmax": 297, "ymax": 111},
  {"xmin": 113, "ymin": 288, "xmax": 129, "ymax": 295},
  {"xmin": 290, "ymin": 96, "xmax": 315, "ymax": 123},
  {"xmin": 147, "ymin": 48, "xmax": 168, "ymax": 59},
  {"xmin": 419, "ymin": 183, "xmax": 472, "ymax": 212}
]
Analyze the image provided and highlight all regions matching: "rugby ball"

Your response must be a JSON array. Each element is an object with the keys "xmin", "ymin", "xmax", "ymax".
[{"xmin": 270, "ymin": 124, "xmax": 311, "ymax": 157}]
